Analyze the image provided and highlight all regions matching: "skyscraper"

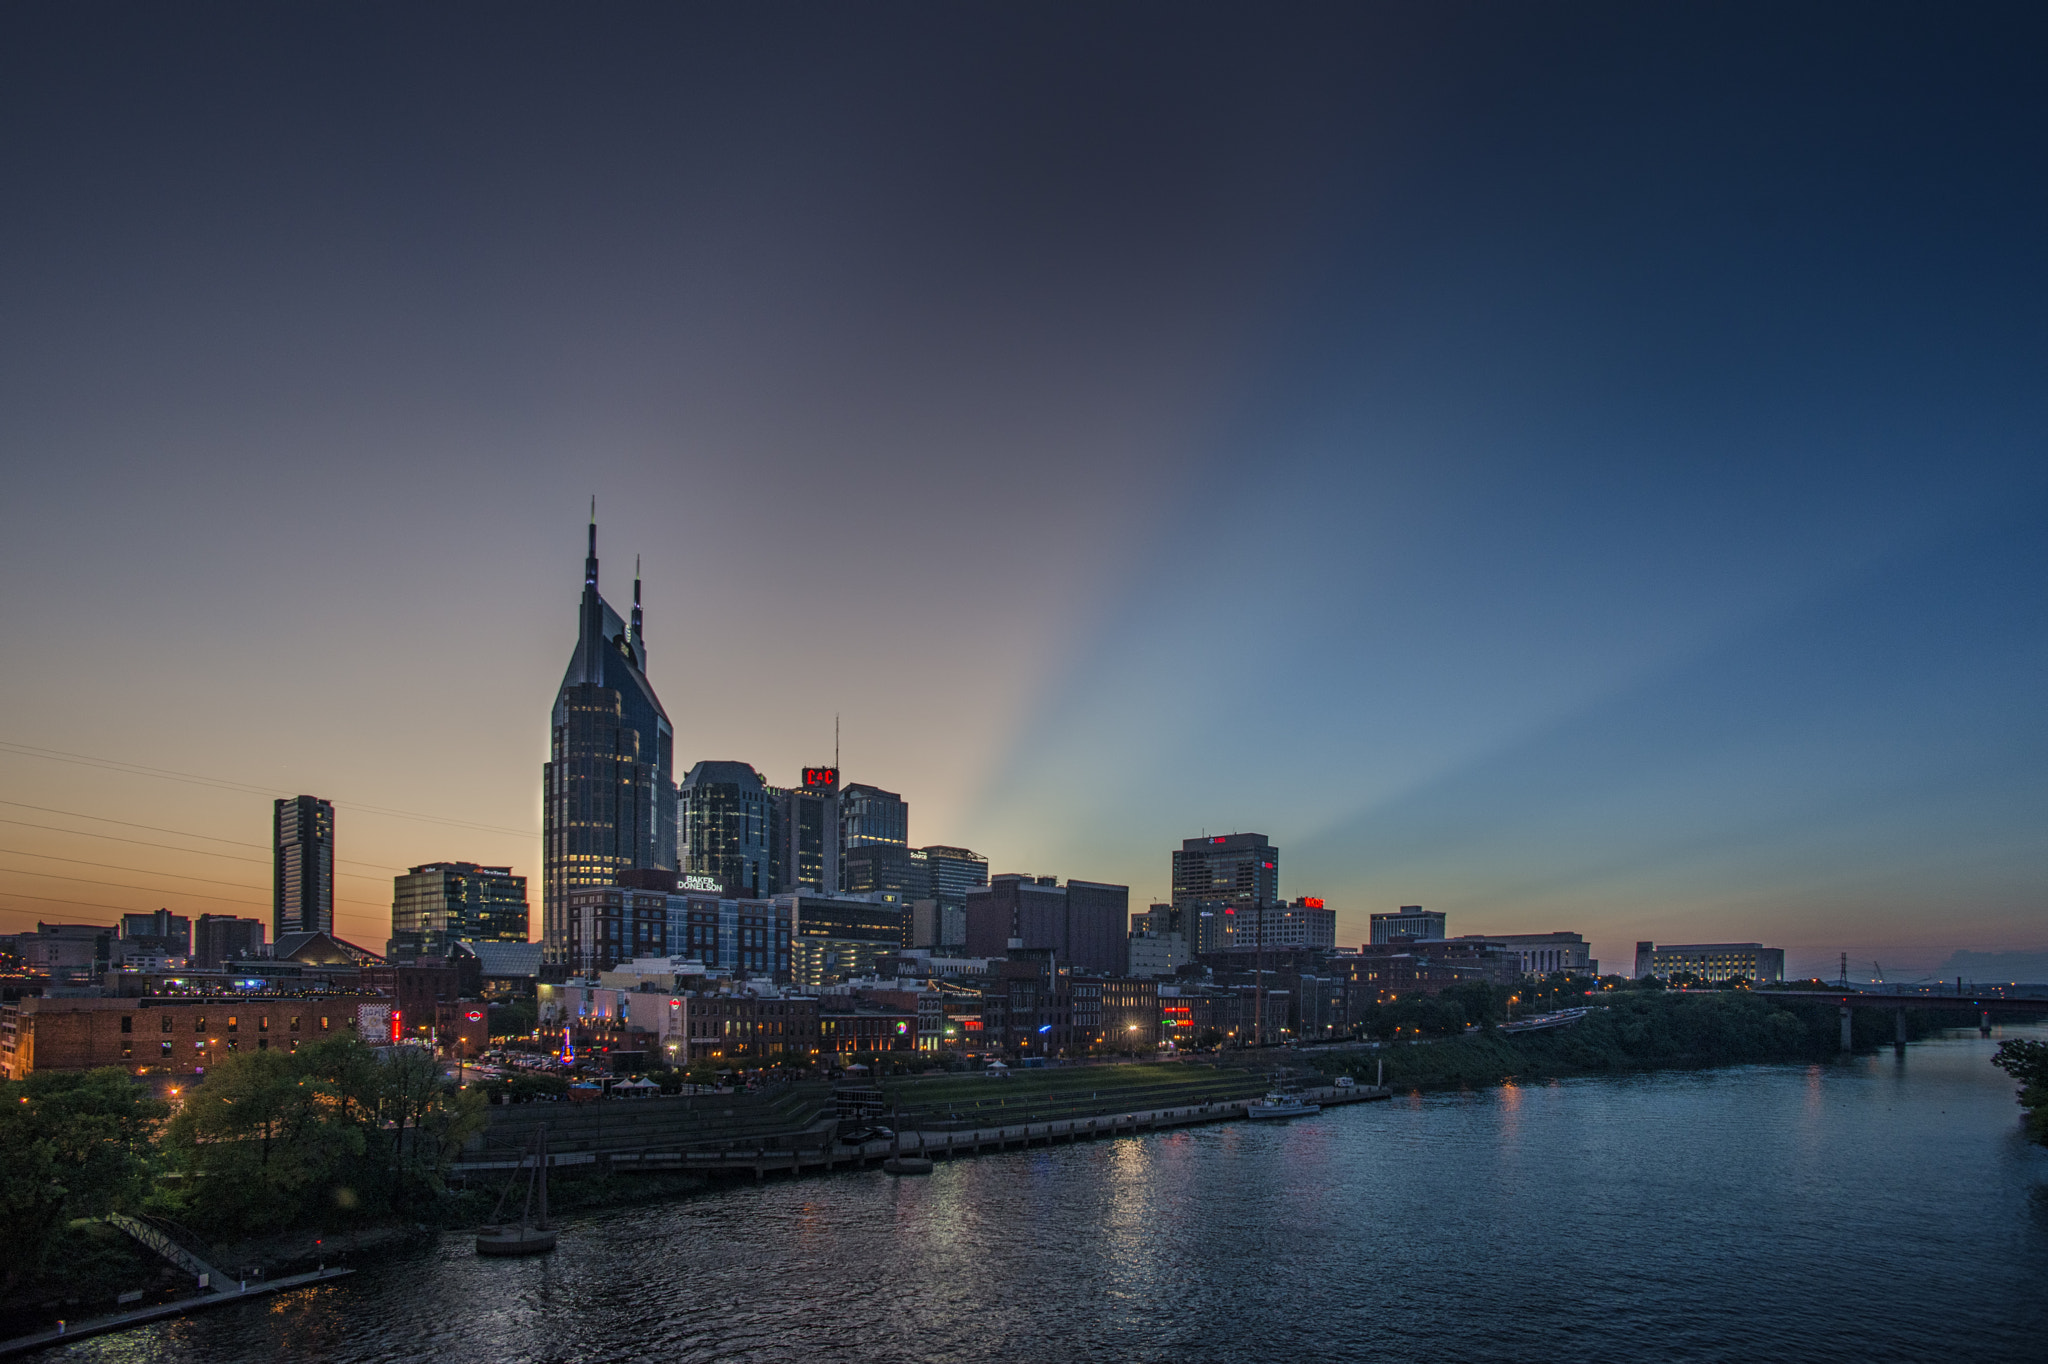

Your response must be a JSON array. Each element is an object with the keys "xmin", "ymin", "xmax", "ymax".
[
  {"xmin": 1170, "ymin": 833, "xmax": 1279, "ymax": 914},
  {"xmin": 839, "ymin": 782, "xmax": 908, "ymax": 871},
  {"xmin": 773, "ymin": 765, "xmax": 840, "ymax": 893},
  {"xmin": 677, "ymin": 761, "xmax": 777, "ymax": 898},
  {"xmin": 542, "ymin": 511, "xmax": 677, "ymax": 969},
  {"xmin": 274, "ymin": 795, "xmax": 334, "ymax": 938}
]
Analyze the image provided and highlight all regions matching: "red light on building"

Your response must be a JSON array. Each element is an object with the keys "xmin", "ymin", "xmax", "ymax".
[
  {"xmin": 1301, "ymin": 897, "xmax": 1325, "ymax": 909},
  {"xmin": 465, "ymin": 1011, "xmax": 483, "ymax": 1022},
  {"xmin": 1211, "ymin": 836, "xmax": 1227, "ymax": 844},
  {"xmin": 1224, "ymin": 907, "xmax": 1235, "ymax": 914},
  {"xmin": 669, "ymin": 998, "xmax": 681, "ymax": 1007},
  {"xmin": 1262, "ymin": 861, "xmax": 1275, "ymax": 869},
  {"xmin": 390, "ymin": 1011, "xmax": 403, "ymax": 1044}
]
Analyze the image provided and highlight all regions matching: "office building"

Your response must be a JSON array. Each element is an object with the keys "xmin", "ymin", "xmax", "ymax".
[
  {"xmin": 664, "ymin": 889, "xmax": 790, "ymax": 978},
  {"xmin": 1636, "ymin": 942, "xmax": 1785, "ymax": 984},
  {"xmin": 542, "ymin": 515, "xmax": 677, "ymax": 969},
  {"xmin": 193, "ymin": 915, "xmax": 267, "ymax": 970},
  {"xmin": 774, "ymin": 766, "xmax": 840, "ymax": 892},
  {"xmin": 839, "ymin": 783, "xmax": 909, "ymax": 868},
  {"xmin": 564, "ymin": 877, "xmax": 674, "ymax": 976},
  {"xmin": 964, "ymin": 874, "xmax": 1129, "ymax": 976},
  {"xmin": 119, "ymin": 910, "xmax": 191, "ymax": 959},
  {"xmin": 782, "ymin": 891, "xmax": 906, "ymax": 988},
  {"xmin": 678, "ymin": 761, "xmax": 778, "ymax": 898},
  {"xmin": 274, "ymin": 795, "xmax": 334, "ymax": 939},
  {"xmin": 920, "ymin": 845, "xmax": 989, "ymax": 910},
  {"xmin": 1441, "ymin": 931, "xmax": 1597, "ymax": 977},
  {"xmin": 842, "ymin": 842, "xmax": 933, "ymax": 904},
  {"xmin": 1128, "ymin": 926, "xmax": 1191, "ymax": 979},
  {"xmin": 1205, "ymin": 897, "xmax": 1338, "ymax": 953},
  {"xmin": 389, "ymin": 862, "xmax": 529, "ymax": 961},
  {"xmin": 1370, "ymin": 906, "xmax": 1447, "ymax": 944},
  {"xmin": 1171, "ymin": 834, "xmax": 1279, "ymax": 917}
]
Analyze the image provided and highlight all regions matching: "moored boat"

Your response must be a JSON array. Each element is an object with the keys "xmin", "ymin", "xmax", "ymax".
[
  {"xmin": 476, "ymin": 1124, "xmax": 558, "ymax": 1256},
  {"xmin": 1245, "ymin": 1090, "xmax": 1321, "ymax": 1120}
]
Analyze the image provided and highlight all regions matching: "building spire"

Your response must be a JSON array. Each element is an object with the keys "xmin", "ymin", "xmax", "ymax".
[
  {"xmin": 585, "ymin": 497, "xmax": 598, "ymax": 589},
  {"xmin": 631, "ymin": 554, "xmax": 643, "ymax": 645}
]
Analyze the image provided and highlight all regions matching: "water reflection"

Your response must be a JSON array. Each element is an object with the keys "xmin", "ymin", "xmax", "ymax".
[{"xmin": 52, "ymin": 1028, "xmax": 2048, "ymax": 1364}]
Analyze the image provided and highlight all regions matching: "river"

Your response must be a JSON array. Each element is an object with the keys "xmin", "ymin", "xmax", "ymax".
[{"xmin": 52, "ymin": 1026, "xmax": 2048, "ymax": 1363}]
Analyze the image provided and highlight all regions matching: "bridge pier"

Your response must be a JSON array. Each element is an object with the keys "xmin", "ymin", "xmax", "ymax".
[
  {"xmin": 1981, "ymin": 1010, "xmax": 1993, "ymax": 1037},
  {"xmin": 1894, "ymin": 1007, "xmax": 1908, "ymax": 1055},
  {"xmin": 1839, "ymin": 1004, "xmax": 1853, "ymax": 1052}
]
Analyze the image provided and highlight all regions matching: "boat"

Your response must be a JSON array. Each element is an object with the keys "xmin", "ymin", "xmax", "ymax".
[
  {"xmin": 1245, "ymin": 1090, "xmax": 1321, "ymax": 1120},
  {"xmin": 476, "ymin": 1124, "xmax": 559, "ymax": 1256}
]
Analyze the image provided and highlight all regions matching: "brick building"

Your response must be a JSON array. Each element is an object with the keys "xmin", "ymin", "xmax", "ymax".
[{"xmin": 1, "ymin": 991, "xmax": 384, "ymax": 1080}]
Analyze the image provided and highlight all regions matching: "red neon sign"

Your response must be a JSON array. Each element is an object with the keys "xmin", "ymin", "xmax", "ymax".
[
  {"xmin": 803, "ymin": 767, "xmax": 838, "ymax": 789},
  {"xmin": 465, "ymin": 1011, "xmax": 483, "ymax": 1022},
  {"xmin": 1302, "ymin": 897, "xmax": 1325, "ymax": 909},
  {"xmin": 390, "ymin": 1011, "xmax": 403, "ymax": 1044}
]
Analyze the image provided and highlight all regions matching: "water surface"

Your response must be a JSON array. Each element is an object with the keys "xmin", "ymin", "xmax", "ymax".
[{"xmin": 60, "ymin": 1027, "xmax": 2048, "ymax": 1363}]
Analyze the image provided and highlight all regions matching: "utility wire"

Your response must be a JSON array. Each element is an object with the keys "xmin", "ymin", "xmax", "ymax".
[
  {"xmin": 0, "ymin": 799, "xmax": 403, "ymax": 873},
  {"xmin": 0, "ymin": 816, "xmax": 393, "ymax": 882},
  {"xmin": 0, "ymin": 740, "xmax": 539, "ymax": 839}
]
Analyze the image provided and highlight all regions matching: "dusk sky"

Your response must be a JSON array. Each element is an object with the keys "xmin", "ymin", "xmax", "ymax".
[{"xmin": 3, "ymin": 4, "xmax": 2044, "ymax": 979}]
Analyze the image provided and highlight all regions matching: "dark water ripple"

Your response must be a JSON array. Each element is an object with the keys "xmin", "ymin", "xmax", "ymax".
[{"xmin": 52, "ymin": 1027, "xmax": 2048, "ymax": 1364}]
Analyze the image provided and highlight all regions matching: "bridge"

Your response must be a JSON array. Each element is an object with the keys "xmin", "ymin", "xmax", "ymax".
[{"xmin": 1744, "ymin": 989, "xmax": 2046, "ymax": 1052}]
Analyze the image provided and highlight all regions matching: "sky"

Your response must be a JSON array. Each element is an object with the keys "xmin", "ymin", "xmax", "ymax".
[{"xmin": 2, "ymin": 3, "xmax": 2044, "ymax": 980}]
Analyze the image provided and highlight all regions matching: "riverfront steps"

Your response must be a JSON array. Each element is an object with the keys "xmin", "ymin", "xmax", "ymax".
[
  {"xmin": 450, "ymin": 1084, "xmax": 1390, "ymax": 1184},
  {"xmin": 0, "ymin": 1267, "xmax": 353, "ymax": 1359}
]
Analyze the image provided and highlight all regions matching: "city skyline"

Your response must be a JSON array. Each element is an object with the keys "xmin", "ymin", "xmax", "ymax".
[{"xmin": 4, "ymin": 6, "xmax": 2046, "ymax": 982}]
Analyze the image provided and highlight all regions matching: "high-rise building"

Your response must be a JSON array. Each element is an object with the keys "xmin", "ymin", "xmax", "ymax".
[
  {"xmin": 921, "ymin": 845, "xmax": 989, "ymax": 907},
  {"xmin": 1171, "ymin": 834, "xmax": 1278, "ymax": 916},
  {"xmin": 119, "ymin": 909, "xmax": 191, "ymax": 958},
  {"xmin": 964, "ymin": 874, "xmax": 1129, "ymax": 976},
  {"xmin": 274, "ymin": 795, "xmax": 334, "ymax": 938},
  {"xmin": 773, "ymin": 766, "xmax": 840, "ymax": 892},
  {"xmin": 389, "ymin": 862, "xmax": 529, "ymax": 961},
  {"xmin": 839, "ymin": 783, "xmax": 908, "ymax": 872},
  {"xmin": 842, "ymin": 842, "xmax": 933, "ymax": 904},
  {"xmin": 542, "ymin": 514, "xmax": 677, "ymax": 969},
  {"xmin": 1369, "ymin": 906, "xmax": 1447, "ymax": 944},
  {"xmin": 678, "ymin": 761, "xmax": 778, "ymax": 898}
]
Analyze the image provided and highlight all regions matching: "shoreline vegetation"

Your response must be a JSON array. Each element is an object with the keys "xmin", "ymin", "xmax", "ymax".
[{"xmin": 3, "ymin": 992, "xmax": 2041, "ymax": 1336}]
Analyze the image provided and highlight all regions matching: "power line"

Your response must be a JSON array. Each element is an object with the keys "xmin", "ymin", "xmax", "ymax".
[
  {"xmin": 0, "ymin": 740, "xmax": 539, "ymax": 840},
  {"xmin": 0, "ymin": 816, "xmax": 393, "ymax": 882},
  {"xmin": 0, "ymin": 846, "xmax": 269, "ymax": 893},
  {"xmin": 0, "ymin": 800, "xmax": 395, "ymax": 872},
  {"xmin": 0, "ymin": 863, "xmax": 387, "ymax": 913}
]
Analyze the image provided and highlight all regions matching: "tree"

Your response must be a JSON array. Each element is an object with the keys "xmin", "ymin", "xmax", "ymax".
[
  {"xmin": 1991, "ymin": 1038, "xmax": 2048, "ymax": 1147},
  {"xmin": 0, "ymin": 1068, "xmax": 165, "ymax": 1291}
]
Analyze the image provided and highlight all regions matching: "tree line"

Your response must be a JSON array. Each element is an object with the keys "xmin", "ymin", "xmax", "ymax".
[{"xmin": 0, "ymin": 1036, "xmax": 483, "ymax": 1297}]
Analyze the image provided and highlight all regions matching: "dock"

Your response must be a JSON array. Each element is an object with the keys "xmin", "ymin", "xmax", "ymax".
[{"xmin": 0, "ymin": 1267, "xmax": 353, "ymax": 1359}]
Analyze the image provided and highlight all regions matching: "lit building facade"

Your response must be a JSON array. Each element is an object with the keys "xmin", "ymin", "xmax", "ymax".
[
  {"xmin": 1369, "ymin": 906, "xmax": 1447, "ymax": 944},
  {"xmin": 677, "ymin": 761, "xmax": 777, "ymax": 898},
  {"xmin": 1636, "ymin": 942, "xmax": 1785, "ymax": 984},
  {"xmin": 389, "ymin": 862, "xmax": 529, "ymax": 960},
  {"xmin": 773, "ymin": 766, "xmax": 840, "ymax": 892},
  {"xmin": 274, "ymin": 795, "xmax": 334, "ymax": 938},
  {"xmin": 542, "ymin": 517, "xmax": 677, "ymax": 969}
]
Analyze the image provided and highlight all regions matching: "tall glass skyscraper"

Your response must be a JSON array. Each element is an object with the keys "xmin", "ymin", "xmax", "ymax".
[
  {"xmin": 677, "ymin": 760, "xmax": 777, "ymax": 898},
  {"xmin": 273, "ymin": 795, "xmax": 334, "ymax": 939},
  {"xmin": 542, "ymin": 512, "xmax": 676, "ymax": 969}
]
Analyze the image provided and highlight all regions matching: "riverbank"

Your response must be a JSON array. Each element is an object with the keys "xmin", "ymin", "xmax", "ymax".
[{"xmin": 1295, "ymin": 989, "xmax": 2021, "ymax": 1091}]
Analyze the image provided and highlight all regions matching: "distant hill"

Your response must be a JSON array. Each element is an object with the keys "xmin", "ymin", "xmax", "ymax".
[{"xmin": 1935, "ymin": 949, "xmax": 2048, "ymax": 984}]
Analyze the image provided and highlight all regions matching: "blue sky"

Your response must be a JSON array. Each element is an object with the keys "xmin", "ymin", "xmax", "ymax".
[{"xmin": 1, "ymin": 4, "xmax": 2042, "ymax": 975}]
